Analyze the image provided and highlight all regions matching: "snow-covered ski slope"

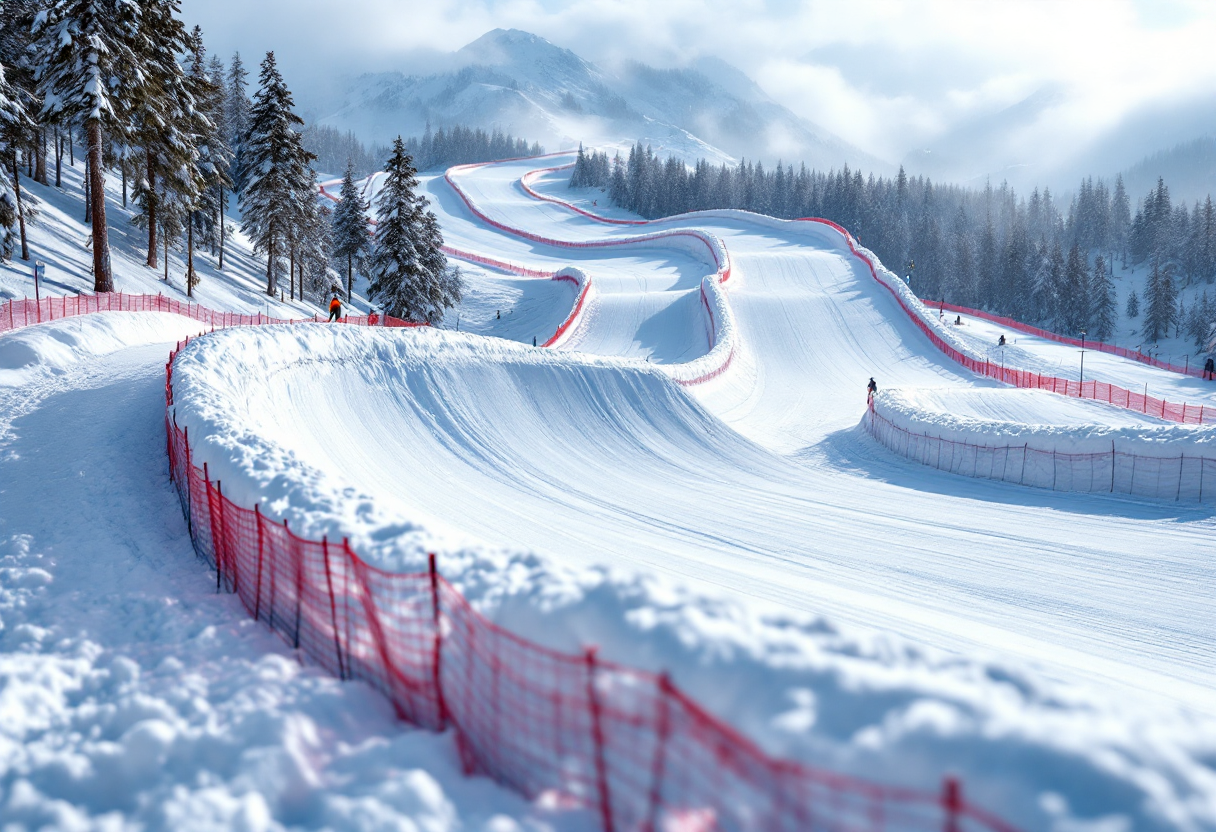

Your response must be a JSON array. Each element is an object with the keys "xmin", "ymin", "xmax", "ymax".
[
  {"xmin": 179, "ymin": 156, "xmax": 1216, "ymax": 713},
  {"xmin": 5, "ymin": 145, "xmax": 1216, "ymax": 828}
]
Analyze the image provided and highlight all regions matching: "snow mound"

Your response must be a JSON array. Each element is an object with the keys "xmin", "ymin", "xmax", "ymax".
[
  {"xmin": 166, "ymin": 322, "xmax": 1216, "ymax": 831},
  {"xmin": 0, "ymin": 312, "xmax": 208, "ymax": 387}
]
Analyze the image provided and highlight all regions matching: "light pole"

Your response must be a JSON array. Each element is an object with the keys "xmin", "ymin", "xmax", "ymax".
[{"xmin": 1079, "ymin": 330, "xmax": 1087, "ymax": 389}]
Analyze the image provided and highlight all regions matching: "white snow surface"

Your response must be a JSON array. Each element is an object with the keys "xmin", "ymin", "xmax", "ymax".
[
  {"xmin": 7, "ymin": 150, "xmax": 1216, "ymax": 831},
  {"xmin": 0, "ymin": 313, "xmax": 598, "ymax": 831}
]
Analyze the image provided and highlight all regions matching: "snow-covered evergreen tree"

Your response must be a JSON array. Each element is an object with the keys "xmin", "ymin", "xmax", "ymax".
[
  {"xmin": 0, "ymin": 57, "xmax": 31, "ymax": 260},
  {"xmin": 366, "ymin": 136, "xmax": 462, "ymax": 323},
  {"xmin": 203, "ymin": 53, "xmax": 233, "ymax": 268},
  {"xmin": 1144, "ymin": 258, "xmax": 1177, "ymax": 342},
  {"xmin": 1126, "ymin": 288, "xmax": 1139, "ymax": 319},
  {"xmin": 238, "ymin": 51, "xmax": 315, "ymax": 296},
  {"xmin": 35, "ymin": 0, "xmax": 142, "ymax": 291},
  {"xmin": 331, "ymin": 160, "xmax": 370, "ymax": 300},
  {"xmin": 226, "ymin": 52, "xmax": 251, "ymax": 194},
  {"xmin": 1090, "ymin": 254, "xmax": 1116, "ymax": 341},
  {"xmin": 128, "ymin": 0, "xmax": 199, "ymax": 271}
]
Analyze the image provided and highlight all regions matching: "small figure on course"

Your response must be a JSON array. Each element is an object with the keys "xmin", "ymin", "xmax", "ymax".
[
  {"xmin": 998, "ymin": 334, "xmax": 1006, "ymax": 346},
  {"xmin": 867, "ymin": 377, "xmax": 878, "ymax": 402},
  {"xmin": 328, "ymin": 294, "xmax": 342, "ymax": 322},
  {"xmin": 1205, "ymin": 356, "xmax": 1214, "ymax": 380},
  {"xmin": 955, "ymin": 315, "xmax": 962, "ymax": 326}
]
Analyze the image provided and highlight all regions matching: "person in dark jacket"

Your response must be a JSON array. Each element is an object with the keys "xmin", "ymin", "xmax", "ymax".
[
  {"xmin": 867, "ymin": 377, "xmax": 877, "ymax": 401},
  {"xmin": 998, "ymin": 334, "xmax": 1006, "ymax": 346},
  {"xmin": 328, "ymin": 295, "xmax": 342, "ymax": 322},
  {"xmin": 1205, "ymin": 356, "xmax": 1214, "ymax": 380}
]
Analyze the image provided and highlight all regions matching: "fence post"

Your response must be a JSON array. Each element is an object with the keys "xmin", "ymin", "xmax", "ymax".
[
  {"xmin": 642, "ymin": 673, "xmax": 673, "ymax": 832},
  {"xmin": 203, "ymin": 463, "xmax": 222, "ymax": 592},
  {"xmin": 289, "ymin": 519, "xmax": 302, "ymax": 649},
  {"xmin": 215, "ymin": 479, "xmax": 230, "ymax": 593},
  {"xmin": 942, "ymin": 775, "xmax": 961, "ymax": 832},
  {"xmin": 254, "ymin": 505, "xmax": 265, "ymax": 621},
  {"xmin": 1111, "ymin": 441, "xmax": 1116, "ymax": 493},
  {"xmin": 1178, "ymin": 454, "xmax": 1185, "ymax": 502},
  {"xmin": 183, "ymin": 427, "xmax": 193, "ymax": 537},
  {"xmin": 322, "ymin": 536, "xmax": 345, "ymax": 679},
  {"xmin": 428, "ymin": 553, "xmax": 449, "ymax": 728},
  {"xmin": 585, "ymin": 647, "xmax": 616, "ymax": 832}
]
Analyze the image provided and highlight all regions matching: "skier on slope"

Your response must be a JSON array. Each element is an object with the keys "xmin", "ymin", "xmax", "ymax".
[
  {"xmin": 328, "ymin": 294, "xmax": 342, "ymax": 322},
  {"xmin": 1205, "ymin": 356, "xmax": 1214, "ymax": 380},
  {"xmin": 998, "ymin": 334, "xmax": 1006, "ymax": 346},
  {"xmin": 867, "ymin": 377, "xmax": 877, "ymax": 402}
]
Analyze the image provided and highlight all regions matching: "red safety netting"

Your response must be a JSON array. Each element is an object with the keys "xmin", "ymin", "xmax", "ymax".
[
  {"xmin": 923, "ymin": 298, "xmax": 1215, "ymax": 381},
  {"xmin": 865, "ymin": 400, "xmax": 1216, "ymax": 502},
  {"xmin": 792, "ymin": 218, "xmax": 1216, "ymax": 426},
  {"xmin": 0, "ymin": 290, "xmax": 1025, "ymax": 830},
  {"xmin": 156, "ymin": 331, "xmax": 1021, "ymax": 832},
  {"xmin": 0, "ymin": 291, "xmax": 424, "ymax": 335}
]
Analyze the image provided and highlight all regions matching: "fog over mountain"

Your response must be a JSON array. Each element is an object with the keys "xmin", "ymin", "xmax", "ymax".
[
  {"xmin": 182, "ymin": 0, "xmax": 1216, "ymax": 194},
  {"xmin": 311, "ymin": 30, "xmax": 887, "ymax": 173}
]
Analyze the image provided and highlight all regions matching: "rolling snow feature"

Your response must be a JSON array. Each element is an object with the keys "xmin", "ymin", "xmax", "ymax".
[{"xmin": 10, "ymin": 145, "xmax": 1216, "ymax": 830}]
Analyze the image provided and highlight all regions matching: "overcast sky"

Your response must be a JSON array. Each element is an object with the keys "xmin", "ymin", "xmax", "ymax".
[{"xmin": 180, "ymin": 0, "xmax": 1216, "ymax": 166}]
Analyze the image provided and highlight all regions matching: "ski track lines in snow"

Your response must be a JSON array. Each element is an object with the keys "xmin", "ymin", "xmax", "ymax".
[
  {"xmin": 8, "ymin": 155, "xmax": 1216, "ymax": 829},
  {"xmin": 206, "ymin": 158, "xmax": 1216, "ymax": 715},
  {"xmin": 0, "ymin": 313, "xmax": 578, "ymax": 831}
]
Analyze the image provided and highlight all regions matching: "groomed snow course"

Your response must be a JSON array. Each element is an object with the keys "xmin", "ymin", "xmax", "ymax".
[
  {"xmin": 166, "ymin": 321, "xmax": 1216, "ymax": 832},
  {"xmin": 0, "ymin": 311, "xmax": 603, "ymax": 832}
]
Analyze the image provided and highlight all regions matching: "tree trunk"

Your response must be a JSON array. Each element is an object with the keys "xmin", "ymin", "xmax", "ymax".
[
  {"xmin": 69, "ymin": 126, "xmax": 74, "ymax": 166},
  {"xmin": 218, "ymin": 187, "xmax": 225, "ymax": 270},
  {"xmin": 86, "ymin": 120, "xmax": 113, "ymax": 293},
  {"xmin": 289, "ymin": 244, "xmax": 295, "ymax": 300},
  {"xmin": 347, "ymin": 253, "xmax": 353, "ymax": 301},
  {"xmin": 121, "ymin": 160, "xmax": 126, "ymax": 207},
  {"xmin": 265, "ymin": 226, "xmax": 276, "ymax": 295},
  {"xmin": 54, "ymin": 126, "xmax": 62, "ymax": 188},
  {"xmin": 13, "ymin": 153, "xmax": 28, "ymax": 261},
  {"xmin": 145, "ymin": 148, "xmax": 157, "ymax": 268},
  {"xmin": 187, "ymin": 212, "xmax": 195, "ymax": 297},
  {"xmin": 164, "ymin": 233, "xmax": 169, "ymax": 281},
  {"xmin": 35, "ymin": 128, "xmax": 47, "ymax": 185},
  {"xmin": 84, "ymin": 153, "xmax": 91, "ymax": 223}
]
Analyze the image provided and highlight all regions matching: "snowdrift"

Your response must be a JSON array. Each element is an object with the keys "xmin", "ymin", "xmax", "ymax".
[
  {"xmin": 164, "ymin": 321, "xmax": 1216, "ymax": 831},
  {"xmin": 865, "ymin": 388, "xmax": 1216, "ymax": 502}
]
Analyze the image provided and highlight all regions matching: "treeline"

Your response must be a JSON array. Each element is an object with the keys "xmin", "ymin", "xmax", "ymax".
[
  {"xmin": 0, "ymin": 0, "xmax": 462, "ymax": 322},
  {"xmin": 303, "ymin": 122, "xmax": 544, "ymax": 178},
  {"xmin": 404, "ymin": 124, "xmax": 543, "ymax": 171},
  {"xmin": 302, "ymin": 124, "xmax": 382, "ymax": 177},
  {"xmin": 571, "ymin": 144, "xmax": 1216, "ymax": 344}
]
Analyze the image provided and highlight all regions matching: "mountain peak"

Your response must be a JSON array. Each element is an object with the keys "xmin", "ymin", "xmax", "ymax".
[{"xmin": 457, "ymin": 29, "xmax": 576, "ymax": 66}]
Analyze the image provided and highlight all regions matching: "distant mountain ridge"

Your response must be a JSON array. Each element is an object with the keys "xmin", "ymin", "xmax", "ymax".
[{"xmin": 316, "ymin": 29, "xmax": 887, "ymax": 172}]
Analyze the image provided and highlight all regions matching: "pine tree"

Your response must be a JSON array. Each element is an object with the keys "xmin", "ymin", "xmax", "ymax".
[
  {"xmin": 1144, "ymin": 258, "xmax": 1177, "ymax": 342},
  {"xmin": 331, "ymin": 160, "xmax": 370, "ymax": 300},
  {"xmin": 0, "ymin": 57, "xmax": 31, "ymax": 260},
  {"xmin": 124, "ymin": 0, "xmax": 198, "ymax": 272},
  {"xmin": 1060, "ymin": 243, "xmax": 1090, "ymax": 334},
  {"xmin": 366, "ymin": 136, "xmax": 462, "ymax": 323},
  {"xmin": 204, "ymin": 53, "xmax": 234, "ymax": 268},
  {"xmin": 239, "ymin": 51, "xmax": 315, "ymax": 296},
  {"xmin": 226, "ymin": 52, "xmax": 251, "ymax": 193},
  {"xmin": 1126, "ymin": 288, "xmax": 1139, "ymax": 319},
  {"xmin": 181, "ymin": 27, "xmax": 230, "ymax": 294},
  {"xmin": 35, "ymin": 0, "xmax": 143, "ymax": 291},
  {"xmin": 1090, "ymin": 254, "xmax": 1116, "ymax": 341}
]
